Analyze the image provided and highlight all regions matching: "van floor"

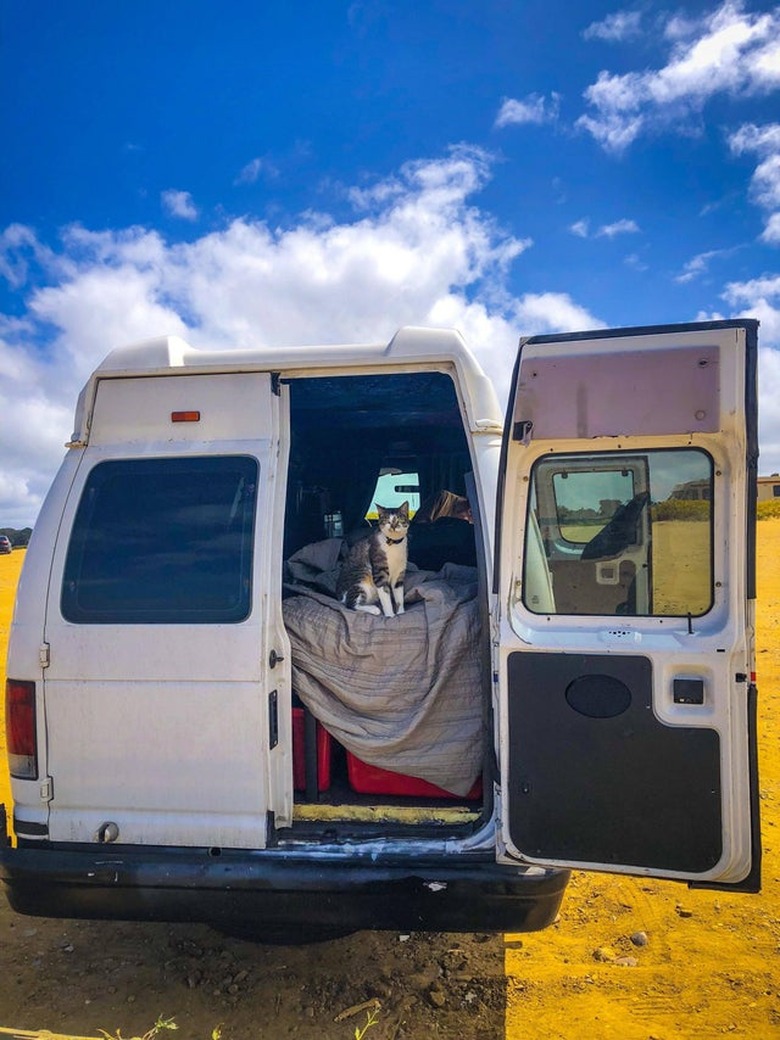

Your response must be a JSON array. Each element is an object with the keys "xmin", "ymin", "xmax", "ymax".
[{"xmin": 291, "ymin": 745, "xmax": 483, "ymax": 827}]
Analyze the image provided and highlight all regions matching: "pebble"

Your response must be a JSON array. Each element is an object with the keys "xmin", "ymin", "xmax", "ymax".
[
  {"xmin": 593, "ymin": 946, "xmax": 616, "ymax": 962},
  {"xmin": 427, "ymin": 988, "xmax": 446, "ymax": 1008},
  {"xmin": 630, "ymin": 931, "xmax": 649, "ymax": 947},
  {"xmin": 676, "ymin": 905, "xmax": 694, "ymax": 918},
  {"xmin": 615, "ymin": 956, "xmax": 639, "ymax": 967}
]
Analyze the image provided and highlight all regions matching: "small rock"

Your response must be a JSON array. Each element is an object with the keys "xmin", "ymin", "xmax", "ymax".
[
  {"xmin": 233, "ymin": 969, "xmax": 248, "ymax": 984},
  {"xmin": 676, "ymin": 905, "xmax": 694, "ymax": 918},
  {"xmin": 630, "ymin": 931, "xmax": 649, "ymax": 947},
  {"xmin": 228, "ymin": 984, "xmax": 240, "ymax": 996},
  {"xmin": 593, "ymin": 946, "xmax": 616, "ymax": 962},
  {"xmin": 615, "ymin": 956, "xmax": 639, "ymax": 967},
  {"xmin": 61, "ymin": 942, "xmax": 75, "ymax": 953},
  {"xmin": 126, "ymin": 995, "xmax": 136, "ymax": 1004},
  {"xmin": 428, "ymin": 988, "xmax": 446, "ymax": 1008}
]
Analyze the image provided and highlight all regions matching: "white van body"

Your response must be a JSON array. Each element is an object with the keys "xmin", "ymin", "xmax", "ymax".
[{"xmin": 1, "ymin": 320, "xmax": 761, "ymax": 939}]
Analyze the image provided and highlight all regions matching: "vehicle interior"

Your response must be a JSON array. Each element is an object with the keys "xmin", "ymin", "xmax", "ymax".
[{"xmin": 280, "ymin": 370, "xmax": 490, "ymax": 833}]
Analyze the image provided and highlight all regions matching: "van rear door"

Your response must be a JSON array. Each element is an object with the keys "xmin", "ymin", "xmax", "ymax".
[
  {"xmin": 42, "ymin": 371, "xmax": 288, "ymax": 849},
  {"xmin": 496, "ymin": 320, "xmax": 760, "ymax": 889}
]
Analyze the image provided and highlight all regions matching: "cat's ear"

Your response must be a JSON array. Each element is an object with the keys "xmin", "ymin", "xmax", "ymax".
[
  {"xmin": 399, "ymin": 501, "xmax": 409, "ymax": 517},
  {"xmin": 375, "ymin": 503, "xmax": 388, "ymax": 519}
]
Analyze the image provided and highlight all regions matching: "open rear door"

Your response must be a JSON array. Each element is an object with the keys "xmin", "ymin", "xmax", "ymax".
[{"xmin": 496, "ymin": 320, "xmax": 760, "ymax": 889}]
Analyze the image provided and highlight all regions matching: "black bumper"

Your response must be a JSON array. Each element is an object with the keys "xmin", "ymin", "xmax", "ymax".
[{"xmin": 0, "ymin": 826, "xmax": 569, "ymax": 936}]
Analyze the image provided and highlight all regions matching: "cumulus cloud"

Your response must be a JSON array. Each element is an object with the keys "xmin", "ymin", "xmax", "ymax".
[
  {"xmin": 495, "ymin": 93, "xmax": 561, "ymax": 129},
  {"xmin": 706, "ymin": 272, "xmax": 780, "ymax": 471},
  {"xmin": 578, "ymin": 2, "xmax": 780, "ymax": 153},
  {"xmin": 0, "ymin": 147, "xmax": 602, "ymax": 526},
  {"xmin": 582, "ymin": 10, "xmax": 642, "ymax": 42},
  {"xmin": 729, "ymin": 122, "xmax": 780, "ymax": 244},
  {"xmin": 161, "ymin": 189, "xmax": 199, "ymax": 220}
]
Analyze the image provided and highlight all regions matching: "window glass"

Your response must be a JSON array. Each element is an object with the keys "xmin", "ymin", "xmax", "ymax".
[
  {"xmin": 62, "ymin": 457, "xmax": 257, "ymax": 624},
  {"xmin": 366, "ymin": 471, "xmax": 420, "ymax": 519},
  {"xmin": 523, "ymin": 449, "xmax": 713, "ymax": 617},
  {"xmin": 553, "ymin": 468, "xmax": 635, "ymax": 544}
]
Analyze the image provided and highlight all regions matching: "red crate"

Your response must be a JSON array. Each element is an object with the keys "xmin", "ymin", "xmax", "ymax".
[
  {"xmin": 346, "ymin": 752, "xmax": 481, "ymax": 800},
  {"xmin": 292, "ymin": 707, "xmax": 331, "ymax": 792}
]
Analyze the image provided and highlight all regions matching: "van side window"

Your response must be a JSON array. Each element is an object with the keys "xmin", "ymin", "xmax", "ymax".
[
  {"xmin": 61, "ymin": 457, "xmax": 257, "ymax": 624},
  {"xmin": 523, "ymin": 448, "xmax": 713, "ymax": 617}
]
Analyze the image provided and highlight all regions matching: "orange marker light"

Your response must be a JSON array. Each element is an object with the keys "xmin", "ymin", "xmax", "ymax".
[{"xmin": 171, "ymin": 411, "xmax": 201, "ymax": 423}]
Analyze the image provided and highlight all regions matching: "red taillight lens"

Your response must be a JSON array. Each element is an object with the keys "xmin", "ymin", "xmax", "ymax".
[{"xmin": 5, "ymin": 680, "xmax": 38, "ymax": 780}]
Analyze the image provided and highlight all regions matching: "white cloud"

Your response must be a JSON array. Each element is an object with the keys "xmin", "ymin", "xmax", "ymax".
[
  {"xmin": 578, "ymin": 2, "xmax": 780, "ymax": 154},
  {"xmin": 161, "ymin": 189, "xmax": 199, "ymax": 221},
  {"xmin": 0, "ymin": 148, "xmax": 603, "ymax": 526},
  {"xmin": 512, "ymin": 292, "xmax": 606, "ymax": 335},
  {"xmin": 762, "ymin": 212, "xmax": 780, "ymax": 244},
  {"xmin": 583, "ymin": 10, "xmax": 642, "ymax": 42},
  {"xmin": 729, "ymin": 123, "xmax": 780, "ymax": 244},
  {"xmin": 495, "ymin": 93, "xmax": 561, "ymax": 129},
  {"xmin": 234, "ymin": 157, "xmax": 278, "ymax": 185},
  {"xmin": 722, "ymin": 273, "xmax": 780, "ymax": 305},
  {"xmin": 596, "ymin": 218, "xmax": 640, "ymax": 238},
  {"xmin": 568, "ymin": 217, "xmax": 639, "ymax": 238},
  {"xmin": 706, "ymin": 272, "xmax": 780, "ymax": 473},
  {"xmin": 676, "ymin": 247, "xmax": 732, "ymax": 283}
]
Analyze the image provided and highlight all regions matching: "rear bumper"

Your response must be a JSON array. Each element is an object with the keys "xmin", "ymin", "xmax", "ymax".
[{"xmin": 0, "ymin": 816, "xmax": 569, "ymax": 936}]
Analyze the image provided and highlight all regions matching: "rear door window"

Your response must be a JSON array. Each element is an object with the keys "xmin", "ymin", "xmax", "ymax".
[
  {"xmin": 523, "ymin": 448, "xmax": 713, "ymax": 617},
  {"xmin": 62, "ymin": 456, "xmax": 257, "ymax": 623}
]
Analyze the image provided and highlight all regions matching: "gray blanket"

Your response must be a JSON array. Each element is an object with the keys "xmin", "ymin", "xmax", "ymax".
[{"xmin": 283, "ymin": 539, "xmax": 484, "ymax": 796}]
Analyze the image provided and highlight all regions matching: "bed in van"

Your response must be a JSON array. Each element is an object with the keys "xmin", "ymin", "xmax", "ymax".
[{"xmin": 1, "ymin": 320, "xmax": 761, "ymax": 940}]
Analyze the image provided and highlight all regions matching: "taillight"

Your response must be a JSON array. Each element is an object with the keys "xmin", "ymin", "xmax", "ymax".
[{"xmin": 5, "ymin": 680, "xmax": 38, "ymax": 779}]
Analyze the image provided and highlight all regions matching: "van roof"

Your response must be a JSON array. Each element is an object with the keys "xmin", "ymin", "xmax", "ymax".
[{"xmin": 72, "ymin": 326, "xmax": 504, "ymax": 441}]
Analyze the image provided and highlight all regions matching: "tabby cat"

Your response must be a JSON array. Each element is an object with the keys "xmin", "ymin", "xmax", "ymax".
[{"xmin": 337, "ymin": 502, "xmax": 409, "ymax": 617}]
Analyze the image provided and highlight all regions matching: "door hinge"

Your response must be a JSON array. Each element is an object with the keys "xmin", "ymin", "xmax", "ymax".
[
  {"xmin": 40, "ymin": 777, "xmax": 54, "ymax": 802},
  {"xmin": 39, "ymin": 642, "xmax": 50, "ymax": 669}
]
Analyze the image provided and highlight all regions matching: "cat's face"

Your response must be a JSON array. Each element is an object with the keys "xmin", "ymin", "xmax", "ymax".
[{"xmin": 375, "ymin": 501, "xmax": 410, "ymax": 537}]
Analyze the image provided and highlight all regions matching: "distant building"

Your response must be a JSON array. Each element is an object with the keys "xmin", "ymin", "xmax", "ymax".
[
  {"xmin": 758, "ymin": 474, "xmax": 780, "ymax": 501},
  {"xmin": 670, "ymin": 478, "xmax": 711, "ymax": 501}
]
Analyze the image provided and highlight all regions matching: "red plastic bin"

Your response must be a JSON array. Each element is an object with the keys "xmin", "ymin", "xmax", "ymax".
[
  {"xmin": 346, "ymin": 752, "xmax": 481, "ymax": 800},
  {"xmin": 292, "ymin": 707, "xmax": 331, "ymax": 792}
]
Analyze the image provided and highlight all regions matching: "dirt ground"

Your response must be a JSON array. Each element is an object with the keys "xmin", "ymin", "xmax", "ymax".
[{"xmin": 0, "ymin": 527, "xmax": 778, "ymax": 1040}]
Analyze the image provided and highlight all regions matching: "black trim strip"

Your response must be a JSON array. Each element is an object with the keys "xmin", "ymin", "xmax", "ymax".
[
  {"xmin": 492, "ymin": 340, "xmax": 524, "ymax": 595},
  {"xmin": 13, "ymin": 817, "xmax": 48, "ymax": 837},
  {"xmin": 523, "ymin": 317, "xmax": 759, "ymax": 346},
  {"xmin": 744, "ymin": 321, "xmax": 759, "ymax": 602},
  {"xmin": 690, "ymin": 682, "xmax": 762, "ymax": 893}
]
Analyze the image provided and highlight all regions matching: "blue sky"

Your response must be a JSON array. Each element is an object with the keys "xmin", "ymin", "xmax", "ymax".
[{"xmin": 2, "ymin": 0, "xmax": 780, "ymax": 526}]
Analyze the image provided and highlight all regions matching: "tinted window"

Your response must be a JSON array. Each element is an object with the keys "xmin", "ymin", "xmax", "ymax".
[
  {"xmin": 62, "ymin": 457, "xmax": 257, "ymax": 624},
  {"xmin": 523, "ymin": 449, "xmax": 713, "ymax": 618}
]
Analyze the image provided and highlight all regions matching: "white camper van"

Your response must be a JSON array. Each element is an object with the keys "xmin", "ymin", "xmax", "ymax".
[{"xmin": 1, "ymin": 320, "xmax": 761, "ymax": 940}]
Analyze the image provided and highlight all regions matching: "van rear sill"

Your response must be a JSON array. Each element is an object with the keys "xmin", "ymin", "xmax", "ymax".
[{"xmin": 292, "ymin": 803, "xmax": 481, "ymax": 825}]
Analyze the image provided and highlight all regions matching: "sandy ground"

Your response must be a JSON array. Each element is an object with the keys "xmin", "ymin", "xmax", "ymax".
[{"xmin": 0, "ymin": 527, "xmax": 778, "ymax": 1040}]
